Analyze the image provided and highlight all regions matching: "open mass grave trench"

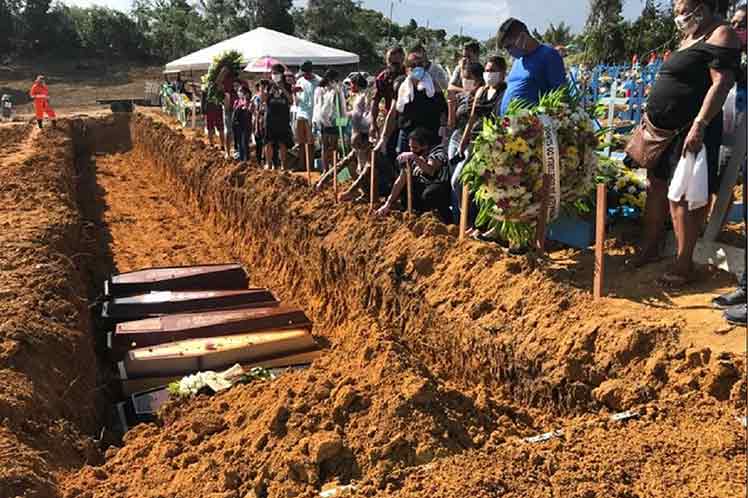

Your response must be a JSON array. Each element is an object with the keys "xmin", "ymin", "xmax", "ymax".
[{"xmin": 0, "ymin": 113, "xmax": 743, "ymax": 498}]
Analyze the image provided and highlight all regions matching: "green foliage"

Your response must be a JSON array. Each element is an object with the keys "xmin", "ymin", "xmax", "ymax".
[{"xmin": 582, "ymin": 0, "xmax": 626, "ymax": 64}]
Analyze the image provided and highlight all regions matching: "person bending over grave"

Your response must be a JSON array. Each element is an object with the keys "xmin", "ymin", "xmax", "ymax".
[{"xmin": 375, "ymin": 127, "xmax": 451, "ymax": 222}]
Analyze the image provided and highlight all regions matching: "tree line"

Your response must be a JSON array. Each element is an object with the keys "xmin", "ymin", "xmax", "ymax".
[{"xmin": 0, "ymin": 0, "xmax": 723, "ymax": 68}]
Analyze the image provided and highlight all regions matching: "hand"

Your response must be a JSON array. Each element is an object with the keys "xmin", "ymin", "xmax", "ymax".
[
  {"xmin": 369, "ymin": 125, "xmax": 379, "ymax": 140},
  {"xmin": 375, "ymin": 202, "xmax": 392, "ymax": 217},
  {"xmin": 682, "ymin": 121, "xmax": 705, "ymax": 157},
  {"xmin": 397, "ymin": 152, "xmax": 416, "ymax": 163},
  {"xmin": 373, "ymin": 139, "xmax": 386, "ymax": 154}
]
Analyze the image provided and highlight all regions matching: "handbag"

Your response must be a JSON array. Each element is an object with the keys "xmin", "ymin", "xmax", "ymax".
[{"xmin": 624, "ymin": 113, "xmax": 682, "ymax": 169}]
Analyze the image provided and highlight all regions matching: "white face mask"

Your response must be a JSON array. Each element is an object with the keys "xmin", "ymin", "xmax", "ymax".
[
  {"xmin": 674, "ymin": 8, "xmax": 701, "ymax": 35},
  {"xmin": 483, "ymin": 72, "xmax": 502, "ymax": 87},
  {"xmin": 272, "ymin": 73, "xmax": 283, "ymax": 83},
  {"xmin": 463, "ymin": 79, "xmax": 476, "ymax": 91}
]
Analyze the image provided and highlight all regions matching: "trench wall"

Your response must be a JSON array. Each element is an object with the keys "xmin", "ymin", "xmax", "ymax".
[
  {"xmin": 129, "ymin": 112, "xmax": 698, "ymax": 413},
  {"xmin": 0, "ymin": 123, "xmax": 98, "ymax": 498}
]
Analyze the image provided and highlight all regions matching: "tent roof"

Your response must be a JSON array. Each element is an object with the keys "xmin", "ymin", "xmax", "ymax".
[{"xmin": 165, "ymin": 27, "xmax": 359, "ymax": 72}]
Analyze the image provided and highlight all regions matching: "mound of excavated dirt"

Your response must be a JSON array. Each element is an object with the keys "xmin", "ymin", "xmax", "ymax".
[
  {"xmin": 60, "ymin": 113, "xmax": 744, "ymax": 498},
  {"xmin": 1, "ymin": 113, "xmax": 743, "ymax": 498},
  {"xmin": 0, "ymin": 123, "xmax": 99, "ymax": 498}
]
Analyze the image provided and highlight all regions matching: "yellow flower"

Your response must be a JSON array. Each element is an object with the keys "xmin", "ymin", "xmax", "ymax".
[{"xmin": 514, "ymin": 137, "xmax": 530, "ymax": 154}]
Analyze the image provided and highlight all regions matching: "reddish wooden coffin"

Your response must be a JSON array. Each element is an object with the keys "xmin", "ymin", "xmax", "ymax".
[
  {"xmin": 105, "ymin": 264, "xmax": 249, "ymax": 298},
  {"xmin": 100, "ymin": 289, "xmax": 277, "ymax": 326},
  {"xmin": 108, "ymin": 306, "xmax": 311, "ymax": 356}
]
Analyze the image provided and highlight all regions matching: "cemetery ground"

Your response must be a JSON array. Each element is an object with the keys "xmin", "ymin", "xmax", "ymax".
[{"xmin": 0, "ymin": 66, "xmax": 745, "ymax": 498}]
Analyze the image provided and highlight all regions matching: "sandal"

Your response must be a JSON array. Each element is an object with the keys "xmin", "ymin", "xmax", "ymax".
[
  {"xmin": 657, "ymin": 271, "xmax": 696, "ymax": 289},
  {"xmin": 625, "ymin": 250, "xmax": 664, "ymax": 269}
]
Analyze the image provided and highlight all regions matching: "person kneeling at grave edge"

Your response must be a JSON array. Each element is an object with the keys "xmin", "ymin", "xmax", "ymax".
[{"xmin": 375, "ymin": 127, "xmax": 451, "ymax": 222}]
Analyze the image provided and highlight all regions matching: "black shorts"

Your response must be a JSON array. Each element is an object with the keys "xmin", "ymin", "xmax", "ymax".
[{"xmin": 264, "ymin": 125, "xmax": 293, "ymax": 146}]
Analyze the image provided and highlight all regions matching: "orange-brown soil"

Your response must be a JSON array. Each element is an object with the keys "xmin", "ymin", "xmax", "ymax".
[{"xmin": 0, "ymin": 112, "xmax": 744, "ymax": 498}]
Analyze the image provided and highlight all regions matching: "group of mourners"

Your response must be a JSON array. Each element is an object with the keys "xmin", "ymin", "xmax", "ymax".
[{"xmin": 192, "ymin": 0, "xmax": 746, "ymax": 323}]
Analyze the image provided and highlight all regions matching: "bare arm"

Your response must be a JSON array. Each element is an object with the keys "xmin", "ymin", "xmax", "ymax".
[
  {"xmin": 412, "ymin": 154, "xmax": 443, "ymax": 177},
  {"xmin": 375, "ymin": 102, "xmax": 398, "ymax": 151},
  {"xmin": 683, "ymin": 25, "xmax": 739, "ymax": 155}
]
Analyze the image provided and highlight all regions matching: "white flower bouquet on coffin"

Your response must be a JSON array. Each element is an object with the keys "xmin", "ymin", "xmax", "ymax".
[{"xmin": 461, "ymin": 87, "xmax": 599, "ymax": 247}]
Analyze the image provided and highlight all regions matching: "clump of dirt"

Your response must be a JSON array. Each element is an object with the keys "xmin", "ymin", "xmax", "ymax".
[{"xmin": 0, "ymin": 123, "xmax": 99, "ymax": 497}]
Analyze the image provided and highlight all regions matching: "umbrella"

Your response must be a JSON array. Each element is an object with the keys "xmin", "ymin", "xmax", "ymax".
[{"xmin": 245, "ymin": 56, "xmax": 283, "ymax": 73}]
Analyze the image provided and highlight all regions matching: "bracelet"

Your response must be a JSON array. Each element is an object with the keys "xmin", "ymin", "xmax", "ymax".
[{"xmin": 693, "ymin": 117, "xmax": 708, "ymax": 130}]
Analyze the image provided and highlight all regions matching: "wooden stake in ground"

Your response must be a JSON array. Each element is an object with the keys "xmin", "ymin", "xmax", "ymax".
[
  {"xmin": 191, "ymin": 90, "xmax": 196, "ymax": 129},
  {"xmin": 405, "ymin": 161, "xmax": 413, "ymax": 216},
  {"xmin": 535, "ymin": 175, "xmax": 550, "ymax": 253},
  {"xmin": 333, "ymin": 150, "xmax": 338, "ymax": 203},
  {"xmin": 459, "ymin": 183, "xmax": 469, "ymax": 241},
  {"xmin": 594, "ymin": 183, "xmax": 607, "ymax": 300},
  {"xmin": 305, "ymin": 144, "xmax": 312, "ymax": 187},
  {"xmin": 370, "ymin": 149, "xmax": 377, "ymax": 211}
]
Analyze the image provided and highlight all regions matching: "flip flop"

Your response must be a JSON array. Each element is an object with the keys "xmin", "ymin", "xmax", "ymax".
[
  {"xmin": 625, "ymin": 251, "xmax": 664, "ymax": 269},
  {"xmin": 657, "ymin": 271, "xmax": 696, "ymax": 288}
]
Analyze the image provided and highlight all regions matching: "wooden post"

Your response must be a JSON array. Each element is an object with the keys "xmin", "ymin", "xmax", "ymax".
[
  {"xmin": 459, "ymin": 183, "xmax": 469, "ymax": 241},
  {"xmin": 191, "ymin": 89, "xmax": 196, "ymax": 129},
  {"xmin": 703, "ymin": 116, "xmax": 747, "ymax": 241},
  {"xmin": 333, "ymin": 150, "xmax": 338, "ymax": 203},
  {"xmin": 370, "ymin": 149, "xmax": 377, "ymax": 211},
  {"xmin": 305, "ymin": 144, "xmax": 312, "ymax": 187},
  {"xmin": 405, "ymin": 161, "xmax": 413, "ymax": 216},
  {"xmin": 535, "ymin": 175, "xmax": 550, "ymax": 253},
  {"xmin": 594, "ymin": 183, "xmax": 607, "ymax": 300}
]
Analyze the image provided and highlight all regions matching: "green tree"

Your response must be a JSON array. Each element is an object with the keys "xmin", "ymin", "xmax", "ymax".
[
  {"xmin": 0, "ymin": 0, "xmax": 21, "ymax": 52},
  {"xmin": 540, "ymin": 21, "xmax": 574, "ymax": 47},
  {"xmin": 254, "ymin": 0, "xmax": 293, "ymax": 34},
  {"xmin": 582, "ymin": 0, "xmax": 626, "ymax": 63},
  {"xmin": 21, "ymin": 0, "xmax": 52, "ymax": 49},
  {"xmin": 623, "ymin": 0, "xmax": 677, "ymax": 60},
  {"xmin": 132, "ymin": 0, "xmax": 205, "ymax": 61},
  {"xmin": 69, "ymin": 6, "xmax": 146, "ymax": 57}
]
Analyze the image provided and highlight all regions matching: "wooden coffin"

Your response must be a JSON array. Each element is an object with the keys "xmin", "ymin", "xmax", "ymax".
[
  {"xmin": 100, "ymin": 289, "xmax": 277, "ymax": 326},
  {"xmin": 119, "ymin": 350, "xmax": 322, "ymax": 395},
  {"xmin": 108, "ymin": 306, "xmax": 311, "ymax": 356},
  {"xmin": 105, "ymin": 264, "xmax": 249, "ymax": 298},
  {"xmin": 118, "ymin": 364, "xmax": 313, "ymax": 429},
  {"xmin": 118, "ymin": 328, "xmax": 318, "ymax": 379}
]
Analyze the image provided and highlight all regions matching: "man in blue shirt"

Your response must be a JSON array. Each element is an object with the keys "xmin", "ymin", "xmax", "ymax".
[{"xmin": 497, "ymin": 18, "xmax": 567, "ymax": 115}]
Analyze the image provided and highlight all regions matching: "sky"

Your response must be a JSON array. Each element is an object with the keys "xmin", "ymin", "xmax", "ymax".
[{"xmin": 60, "ymin": 0, "xmax": 659, "ymax": 40}]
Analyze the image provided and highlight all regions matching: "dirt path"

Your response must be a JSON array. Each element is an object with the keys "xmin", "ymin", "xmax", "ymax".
[{"xmin": 84, "ymin": 151, "xmax": 236, "ymax": 274}]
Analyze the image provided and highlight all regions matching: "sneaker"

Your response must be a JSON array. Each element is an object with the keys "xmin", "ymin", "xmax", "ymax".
[
  {"xmin": 712, "ymin": 288, "xmax": 747, "ymax": 309},
  {"xmin": 724, "ymin": 304, "xmax": 747, "ymax": 325}
]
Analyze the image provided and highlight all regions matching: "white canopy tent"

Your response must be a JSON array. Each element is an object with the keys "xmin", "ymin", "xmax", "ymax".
[{"xmin": 165, "ymin": 27, "xmax": 359, "ymax": 73}]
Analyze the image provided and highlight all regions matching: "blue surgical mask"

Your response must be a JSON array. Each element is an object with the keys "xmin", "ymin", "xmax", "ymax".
[{"xmin": 410, "ymin": 67, "xmax": 426, "ymax": 81}]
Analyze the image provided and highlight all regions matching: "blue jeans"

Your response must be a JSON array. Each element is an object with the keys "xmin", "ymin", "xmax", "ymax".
[{"xmin": 234, "ymin": 126, "xmax": 248, "ymax": 161}]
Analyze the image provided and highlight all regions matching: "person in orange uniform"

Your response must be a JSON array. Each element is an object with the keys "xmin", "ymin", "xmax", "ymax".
[{"xmin": 29, "ymin": 75, "xmax": 56, "ymax": 128}]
